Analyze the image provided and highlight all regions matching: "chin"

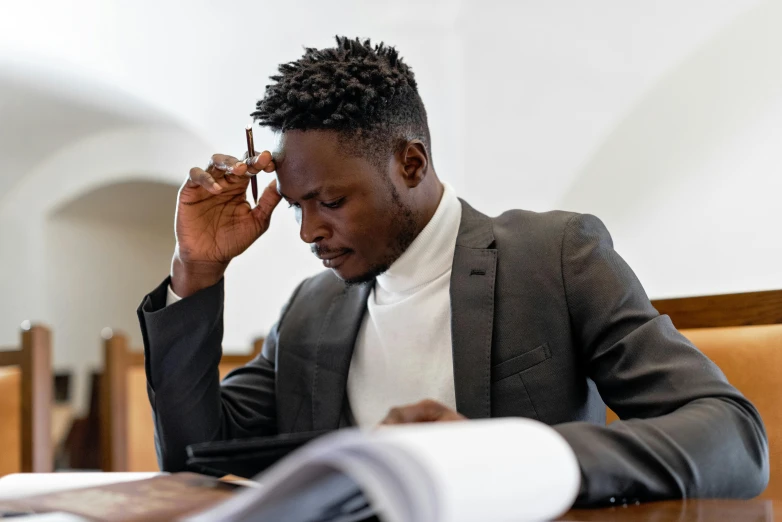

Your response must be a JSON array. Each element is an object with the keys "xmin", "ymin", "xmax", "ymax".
[
  {"xmin": 325, "ymin": 256, "xmax": 367, "ymax": 285},
  {"xmin": 332, "ymin": 267, "xmax": 374, "ymax": 287},
  {"xmin": 334, "ymin": 258, "xmax": 390, "ymax": 287}
]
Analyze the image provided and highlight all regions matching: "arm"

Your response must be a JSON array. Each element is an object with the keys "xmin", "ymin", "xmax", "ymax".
[
  {"xmin": 552, "ymin": 214, "xmax": 769, "ymax": 506},
  {"xmin": 137, "ymin": 276, "xmax": 301, "ymax": 472},
  {"xmin": 136, "ymin": 146, "xmax": 282, "ymax": 471}
]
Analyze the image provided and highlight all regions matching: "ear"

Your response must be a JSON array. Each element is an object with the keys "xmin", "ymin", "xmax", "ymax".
[{"xmin": 397, "ymin": 140, "xmax": 429, "ymax": 188}]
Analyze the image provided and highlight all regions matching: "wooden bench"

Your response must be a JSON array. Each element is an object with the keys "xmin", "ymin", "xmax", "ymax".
[{"xmin": 0, "ymin": 324, "xmax": 52, "ymax": 475}]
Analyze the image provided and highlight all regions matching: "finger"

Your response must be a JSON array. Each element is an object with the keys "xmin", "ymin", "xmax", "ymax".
[
  {"xmin": 251, "ymin": 179, "xmax": 283, "ymax": 225},
  {"xmin": 209, "ymin": 154, "xmax": 242, "ymax": 175},
  {"xmin": 435, "ymin": 409, "xmax": 466, "ymax": 422},
  {"xmin": 211, "ymin": 154, "xmax": 252, "ymax": 185},
  {"xmin": 410, "ymin": 400, "xmax": 451, "ymax": 422},
  {"xmin": 378, "ymin": 400, "xmax": 460, "ymax": 426},
  {"xmin": 188, "ymin": 167, "xmax": 222, "ymax": 194},
  {"xmin": 241, "ymin": 150, "xmax": 275, "ymax": 175},
  {"xmin": 440, "ymin": 412, "xmax": 466, "ymax": 422},
  {"xmin": 379, "ymin": 407, "xmax": 409, "ymax": 426},
  {"xmin": 418, "ymin": 399, "xmax": 445, "ymax": 420},
  {"xmin": 417, "ymin": 399, "xmax": 465, "ymax": 422}
]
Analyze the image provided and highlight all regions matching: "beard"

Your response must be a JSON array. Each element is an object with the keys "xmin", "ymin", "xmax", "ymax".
[{"xmin": 342, "ymin": 182, "xmax": 418, "ymax": 287}]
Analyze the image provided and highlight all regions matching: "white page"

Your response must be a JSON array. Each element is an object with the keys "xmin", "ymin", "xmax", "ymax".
[
  {"xmin": 187, "ymin": 418, "xmax": 578, "ymax": 522},
  {"xmin": 309, "ymin": 443, "xmax": 426, "ymax": 522},
  {"xmin": 372, "ymin": 418, "xmax": 580, "ymax": 522}
]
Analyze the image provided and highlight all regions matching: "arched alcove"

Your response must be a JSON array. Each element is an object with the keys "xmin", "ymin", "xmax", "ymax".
[
  {"xmin": 45, "ymin": 180, "xmax": 179, "ymax": 414},
  {"xmin": 0, "ymin": 57, "xmax": 213, "ymax": 351},
  {"xmin": 0, "ymin": 57, "xmax": 314, "ymax": 389},
  {"xmin": 0, "ymin": 58, "xmax": 212, "ymax": 415}
]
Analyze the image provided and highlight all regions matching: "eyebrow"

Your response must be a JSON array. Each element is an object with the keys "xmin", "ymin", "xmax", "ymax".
[{"xmin": 278, "ymin": 188, "xmax": 321, "ymax": 201}]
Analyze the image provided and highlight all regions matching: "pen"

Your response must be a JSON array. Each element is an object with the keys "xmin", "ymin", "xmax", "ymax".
[{"xmin": 245, "ymin": 124, "xmax": 258, "ymax": 203}]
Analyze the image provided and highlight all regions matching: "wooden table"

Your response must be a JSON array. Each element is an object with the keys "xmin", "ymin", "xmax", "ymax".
[
  {"xmin": 561, "ymin": 498, "xmax": 780, "ymax": 521},
  {"xmin": 1, "ymin": 474, "xmax": 777, "ymax": 521}
]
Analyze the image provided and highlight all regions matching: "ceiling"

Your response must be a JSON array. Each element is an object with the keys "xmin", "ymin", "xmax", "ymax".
[{"xmin": 50, "ymin": 180, "xmax": 179, "ymax": 231}]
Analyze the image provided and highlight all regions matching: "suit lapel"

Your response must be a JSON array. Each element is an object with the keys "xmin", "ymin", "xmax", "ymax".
[
  {"xmin": 450, "ymin": 199, "xmax": 497, "ymax": 419},
  {"xmin": 312, "ymin": 282, "xmax": 371, "ymax": 430}
]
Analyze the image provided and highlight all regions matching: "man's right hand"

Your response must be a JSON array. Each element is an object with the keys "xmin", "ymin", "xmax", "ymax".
[{"xmin": 171, "ymin": 151, "xmax": 281, "ymax": 298}]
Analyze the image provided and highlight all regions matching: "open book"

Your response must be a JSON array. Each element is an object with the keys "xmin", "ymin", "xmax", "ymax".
[{"xmin": 185, "ymin": 418, "xmax": 580, "ymax": 522}]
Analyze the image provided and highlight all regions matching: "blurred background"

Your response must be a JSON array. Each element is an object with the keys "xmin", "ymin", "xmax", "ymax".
[{"xmin": 0, "ymin": 0, "xmax": 781, "ymax": 469}]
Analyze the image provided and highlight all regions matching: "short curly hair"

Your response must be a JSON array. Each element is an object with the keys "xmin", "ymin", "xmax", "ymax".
[{"xmin": 252, "ymin": 36, "xmax": 432, "ymax": 170}]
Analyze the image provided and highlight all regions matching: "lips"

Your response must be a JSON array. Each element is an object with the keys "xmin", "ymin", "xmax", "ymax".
[
  {"xmin": 318, "ymin": 252, "xmax": 345, "ymax": 261},
  {"xmin": 319, "ymin": 251, "xmax": 350, "ymax": 268}
]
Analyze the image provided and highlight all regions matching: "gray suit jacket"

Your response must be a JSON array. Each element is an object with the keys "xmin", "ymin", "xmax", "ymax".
[{"xmin": 138, "ymin": 199, "xmax": 768, "ymax": 506}]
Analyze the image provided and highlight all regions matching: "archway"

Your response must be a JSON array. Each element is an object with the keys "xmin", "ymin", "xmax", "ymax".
[{"xmin": 45, "ymin": 180, "xmax": 179, "ymax": 415}]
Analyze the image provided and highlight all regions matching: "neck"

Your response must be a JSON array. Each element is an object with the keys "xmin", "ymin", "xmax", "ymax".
[{"xmin": 412, "ymin": 171, "xmax": 444, "ymax": 237}]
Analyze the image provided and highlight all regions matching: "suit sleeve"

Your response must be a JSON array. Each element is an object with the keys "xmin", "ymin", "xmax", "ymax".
[
  {"xmin": 551, "ymin": 214, "xmax": 769, "ymax": 506},
  {"xmin": 137, "ymin": 276, "xmax": 303, "ymax": 472}
]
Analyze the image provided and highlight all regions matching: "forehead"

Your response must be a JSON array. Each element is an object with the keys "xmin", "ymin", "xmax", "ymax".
[
  {"xmin": 274, "ymin": 130, "xmax": 375, "ymax": 196},
  {"xmin": 274, "ymin": 130, "xmax": 341, "ymax": 168}
]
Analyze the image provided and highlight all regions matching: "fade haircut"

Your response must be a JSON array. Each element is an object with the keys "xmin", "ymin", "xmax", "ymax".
[{"xmin": 252, "ymin": 36, "xmax": 432, "ymax": 172}]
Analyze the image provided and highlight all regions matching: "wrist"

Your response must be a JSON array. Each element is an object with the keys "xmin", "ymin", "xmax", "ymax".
[{"xmin": 170, "ymin": 250, "xmax": 227, "ymax": 298}]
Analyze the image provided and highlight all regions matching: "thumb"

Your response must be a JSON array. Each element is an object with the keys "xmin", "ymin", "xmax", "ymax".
[{"xmin": 251, "ymin": 178, "xmax": 282, "ymax": 228}]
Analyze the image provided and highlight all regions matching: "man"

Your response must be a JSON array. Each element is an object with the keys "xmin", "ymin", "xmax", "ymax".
[{"xmin": 138, "ymin": 37, "xmax": 768, "ymax": 506}]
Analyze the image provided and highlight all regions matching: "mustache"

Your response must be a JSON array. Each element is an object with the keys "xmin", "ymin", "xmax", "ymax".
[{"xmin": 311, "ymin": 245, "xmax": 351, "ymax": 258}]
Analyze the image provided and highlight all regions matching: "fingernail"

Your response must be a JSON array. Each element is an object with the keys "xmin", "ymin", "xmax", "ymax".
[
  {"xmin": 214, "ymin": 161, "xmax": 232, "ymax": 173},
  {"xmin": 244, "ymin": 154, "xmax": 259, "ymax": 166},
  {"xmin": 212, "ymin": 182, "xmax": 222, "ymax": 192}
]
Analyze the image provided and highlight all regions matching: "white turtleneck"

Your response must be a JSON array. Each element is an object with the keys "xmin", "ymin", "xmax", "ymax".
[{"xmin": 347, "ymin": 182, "xmax": 462, "ymax": 427}]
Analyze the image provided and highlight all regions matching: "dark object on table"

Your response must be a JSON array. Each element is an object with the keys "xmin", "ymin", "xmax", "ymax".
[{"xmin": 186, "ymin": 430, "xmax": 332, "ymax": 478}]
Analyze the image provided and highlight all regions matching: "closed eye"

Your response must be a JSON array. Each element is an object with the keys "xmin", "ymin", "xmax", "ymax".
[{"xmin": 321, "ymin": 198, "xmax": 345, "ymax": 209}]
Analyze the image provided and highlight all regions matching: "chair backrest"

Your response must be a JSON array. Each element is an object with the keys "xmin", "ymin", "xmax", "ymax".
[
  {"xmin": 0, "ymin": 324, "xmax": 53, "ymax": 475},
  {"xmin": 100, "ymin": 330, "xmax": 264, "ymax": 472},
  {"xmin": 606, "ymin": 289, "xmax": 782, "ymax": 500}
]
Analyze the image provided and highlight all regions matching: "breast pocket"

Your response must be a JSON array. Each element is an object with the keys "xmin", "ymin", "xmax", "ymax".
[
  {"xmin": 492, "ymin": 343, "xmax": 552, "ymax": 381},
  {"xmin": 490, "ymin": 343, "xmax": 552, "ymax": 419}
]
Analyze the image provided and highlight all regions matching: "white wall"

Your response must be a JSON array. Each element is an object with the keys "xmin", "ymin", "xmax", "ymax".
[
  {"xmin": 1, "ymin": 0, "xmax": 780, "ymax": 387},
  {"xmin": 45, "ymin": 205, "xmax": 175, "ymax": 413},
  {"xmin": 0, "ymin": 126, "xmax": 212, "ymax": 347},
  {"xmin": 558, "ymin": 0, "xmax": 782, "ymax": 297}
]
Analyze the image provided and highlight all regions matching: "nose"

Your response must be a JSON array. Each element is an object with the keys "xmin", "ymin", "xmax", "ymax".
[{"xmin": 299, "ymin": 209, "xmax": 330, "ymax": 244}]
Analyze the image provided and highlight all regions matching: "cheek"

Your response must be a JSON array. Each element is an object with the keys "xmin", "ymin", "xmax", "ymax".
[
  {"xmin": 335, "ymin": 207, "xmax": 382, "ymax": 250},
  {"xmin": 335, "ymin": 218, "xmax": 371, "ymax": 249}
]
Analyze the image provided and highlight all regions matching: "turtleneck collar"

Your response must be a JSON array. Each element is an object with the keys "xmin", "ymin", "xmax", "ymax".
[{"xmin": 374, "ymin": 182, "xmax": 461, "ymax": 297}]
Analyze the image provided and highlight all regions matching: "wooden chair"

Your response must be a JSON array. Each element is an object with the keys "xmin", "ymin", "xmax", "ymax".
[
  {"xmin": 606, "ymin": 289, "xmax": 782, "ymax": 500},
  {"xmin": 61, "ymin": 371, "xmax": 102, "ymax": 470},
  {"xmin": 0, "ymin": 323, "xmax": 53, "ymax": 475},
  {"xmin": 99, "ymin": 329, "xmax": 264, "ymax": 472}
]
